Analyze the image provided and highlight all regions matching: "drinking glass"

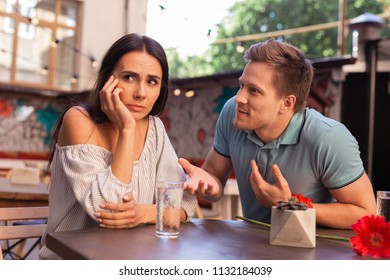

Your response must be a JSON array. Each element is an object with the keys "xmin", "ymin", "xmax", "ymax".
[
  {"xmin": 376, "ymin": 190, "xmax": 390, "ymax": 222},
  {"xmin": 156, "ymin": 181, "xmax": 183, "ymax": 237}
]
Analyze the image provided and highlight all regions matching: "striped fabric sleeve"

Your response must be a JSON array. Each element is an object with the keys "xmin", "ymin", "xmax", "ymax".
[{"xmin": 56, "ymin": 144, "xmax": 133, "ymax": 217}]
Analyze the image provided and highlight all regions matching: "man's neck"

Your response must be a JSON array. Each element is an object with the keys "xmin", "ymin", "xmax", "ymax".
[{"xmin": 254, "ymin": 112, "xmax": 295, "ymax": 144}]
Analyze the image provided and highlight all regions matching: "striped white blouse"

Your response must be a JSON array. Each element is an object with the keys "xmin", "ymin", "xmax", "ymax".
[{"xmin": 39, "ymin": 116, "xmax": 196, "ymax": 260}]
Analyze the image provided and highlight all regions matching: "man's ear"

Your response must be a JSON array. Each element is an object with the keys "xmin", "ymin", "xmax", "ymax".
[{"xmin": 280, "ymin": 94, "xmax": 296, "ymax": 113}]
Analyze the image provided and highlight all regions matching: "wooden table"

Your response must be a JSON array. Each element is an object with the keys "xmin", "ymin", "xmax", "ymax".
[
  {"xmin": 46, "ymin": 218, "xmax": 362, "ymax": 260},
  {"xmin": 0, "ymin": 178, "xmax": 49, "ymax": 207}
]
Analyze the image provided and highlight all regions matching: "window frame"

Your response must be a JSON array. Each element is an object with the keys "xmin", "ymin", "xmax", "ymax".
[{"xmin": 0, "ymin": 0, "xmax": 82, "ymax": 91}]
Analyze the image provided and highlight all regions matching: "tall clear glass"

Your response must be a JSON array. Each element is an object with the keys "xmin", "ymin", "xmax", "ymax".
[
  {"xmin": 156, "ymin": 182, "xmax": 183, "ymax": 238},
  {"xmin": 376, "ymin": 191, "xmax": 390, "ymax": 222}
]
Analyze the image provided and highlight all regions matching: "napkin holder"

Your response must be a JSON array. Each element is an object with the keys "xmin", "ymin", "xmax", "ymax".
[
  {"xmin": 270, "ymin": 206, "xmax": 316, "ymax": 248},
  {"xmin": 10, "ymin": 167, "xmax": 40, "ymax": 185}
]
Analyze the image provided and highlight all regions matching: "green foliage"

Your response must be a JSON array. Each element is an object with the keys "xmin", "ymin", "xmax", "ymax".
[
  {"xmin": 166, "ymin": 48, "xmax": 215, "ymax": 78},
  {"xmin": 168, "ymin": 0, "xmax": 389, "ymax": 78}
]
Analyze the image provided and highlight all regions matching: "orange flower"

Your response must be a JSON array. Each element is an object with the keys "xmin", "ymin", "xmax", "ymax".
[
  {"xmin": 350, "ymin": 215, "xmax": 390, "ymax": 258},
  {"xmin": 291, "ymin": 193, "xmax": 313, "ymax": 208}
]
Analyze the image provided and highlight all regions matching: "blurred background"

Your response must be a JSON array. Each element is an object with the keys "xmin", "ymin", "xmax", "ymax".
[{"xmin": 0, "ymin": 0, "xmax": 389, "ymax": 192}]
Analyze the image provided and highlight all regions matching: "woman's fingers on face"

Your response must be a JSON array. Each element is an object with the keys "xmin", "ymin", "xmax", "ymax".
[
  {"xmin": 111, "ymin": 88, "xmax": 124, "ymax": 108},
  {"xmin": 101, "ymin": 78, "xmax": 123, "ymax": 113},
  {"xmin": 106, "ymin": 76, "xmax": 119, "ymax": 93},
  {"xmin": 101, "ymin": 75, "xmax": 115, "ymax": 92},
  {"xmin": 100, "ymin": 76, "xmax": 118, "ymax": 100},
  {"xmin": 112, "ymin": 87, "xmax": 123, "ymax": 96}
]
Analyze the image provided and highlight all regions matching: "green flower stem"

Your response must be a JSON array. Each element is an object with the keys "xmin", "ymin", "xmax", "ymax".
[
  {"xmin": 315, "ymin": 234, "xmax": 349, "ymax": 242},
  {"xmin": 235, "ymin": 215, "xmax": 271, "ymax": 228},
  {"xmin": 235, "ymin": 215, "xmax": 350, "ymax": 242}
]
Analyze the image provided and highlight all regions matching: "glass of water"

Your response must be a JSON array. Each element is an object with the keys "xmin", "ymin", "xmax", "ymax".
[
  {"xmin": 376, "ymin": 190, "xmax": 390, "ymax": 222},
  {"xmin": 156, "ymin": 181, "xmax": 183, "ymax": 238}
]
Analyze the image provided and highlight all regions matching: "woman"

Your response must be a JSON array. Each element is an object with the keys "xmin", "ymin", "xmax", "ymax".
[{"xmin": 39, "ymin": 33, "xmax": 196, "ymax": 259}]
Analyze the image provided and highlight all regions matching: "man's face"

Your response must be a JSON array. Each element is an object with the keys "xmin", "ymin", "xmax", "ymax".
[{"xmin": 233, "ymin": 61, "xmax": 285, "ymax": 138}]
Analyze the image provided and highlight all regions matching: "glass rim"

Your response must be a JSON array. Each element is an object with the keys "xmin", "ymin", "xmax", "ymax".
[{"xmin": 377, "ymin": 190, "xmax": 390, "ymax": 198}]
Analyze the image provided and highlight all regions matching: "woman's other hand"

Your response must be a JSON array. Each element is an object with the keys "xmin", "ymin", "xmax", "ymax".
[{"xmin": 94, "ymin": 193, "xmax": 148, "ymax": 228}]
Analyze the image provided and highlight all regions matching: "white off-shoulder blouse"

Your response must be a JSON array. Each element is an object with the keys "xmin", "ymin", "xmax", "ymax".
[{"xmin": 39, "ymin": 116, "xmax": 196, "ymax": 259}]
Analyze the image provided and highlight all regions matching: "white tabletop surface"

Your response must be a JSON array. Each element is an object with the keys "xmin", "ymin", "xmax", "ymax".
[{"xmin": 0, "ymin": 178, "xmax": 49, "ymax": 195}]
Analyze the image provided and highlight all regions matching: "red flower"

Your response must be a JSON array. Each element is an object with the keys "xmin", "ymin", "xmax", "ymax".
[
  {"xmin": 291, "ymin": 193, "xmax": 313, "ymax": 208},
  {"xmin": 350, "ymin": 215, "xmax": 390, "ymax": 258}
]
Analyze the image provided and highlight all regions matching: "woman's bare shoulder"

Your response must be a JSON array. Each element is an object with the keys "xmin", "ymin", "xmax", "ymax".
[
  {"xmin": 63, "ymin": 106, "xmax": 90, "ymax": 120},
  {"xmin": 57, "ymin": 106, "xmax": 98, "ymax": 146}
]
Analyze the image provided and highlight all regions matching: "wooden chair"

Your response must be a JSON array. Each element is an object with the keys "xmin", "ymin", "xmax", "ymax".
[
  {"xmin": 195, "ymin": 200, "xmax": 223, "ymax": 219},
  {"xmin": 0, "ymin": 206, "xmax": 49, "ymax": 260}
]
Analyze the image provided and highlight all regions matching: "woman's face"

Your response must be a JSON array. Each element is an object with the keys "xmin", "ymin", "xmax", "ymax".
[{"xmin": 112, "ymin": 50, "xmax": 162, "ymax": 120}]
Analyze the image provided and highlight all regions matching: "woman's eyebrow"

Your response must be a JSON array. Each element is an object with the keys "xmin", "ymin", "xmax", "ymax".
[
  {"xmin": 120, "ymin": 70, "xmax": 161, "ymax": 80},
  {"xmin": 120, "ymin": 70, "xmax": 139, "ymax": 77},
  {"xmin": 148, "ymin": 74, "xmax": 161, "ymax": 80}
]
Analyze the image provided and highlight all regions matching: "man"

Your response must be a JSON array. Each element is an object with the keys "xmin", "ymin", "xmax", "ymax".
[{"xmin": 179, "ymin": 38, "xmax": 376, "ymax": 229}]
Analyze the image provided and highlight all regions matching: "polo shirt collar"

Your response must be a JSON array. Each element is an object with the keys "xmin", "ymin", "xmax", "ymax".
[{"xmin": 246, "ymin": 109, "xmax": 306, "ymax": 148}]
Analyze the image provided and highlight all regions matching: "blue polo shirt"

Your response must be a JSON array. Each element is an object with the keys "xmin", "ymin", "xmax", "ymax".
[{"xmin": 214, "ymin": 97, "xmax": 365, "ymax": 223}]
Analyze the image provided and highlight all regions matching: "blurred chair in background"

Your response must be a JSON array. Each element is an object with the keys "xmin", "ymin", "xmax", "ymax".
[{"xmin": 0, "ymin": 206, "xmax": 49, "ymax": 260}]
